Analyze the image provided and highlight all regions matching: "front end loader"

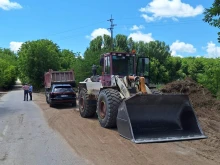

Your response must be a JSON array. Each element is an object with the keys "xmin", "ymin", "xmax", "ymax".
[{"xmin": 78, "ymin": 52, "xmax": 207, "ymax": 143}]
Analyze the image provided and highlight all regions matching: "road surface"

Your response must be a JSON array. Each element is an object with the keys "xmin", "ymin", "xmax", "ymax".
[{"xmin": 0, "ymin": 90, "xmax": 91, "ymax": 165}]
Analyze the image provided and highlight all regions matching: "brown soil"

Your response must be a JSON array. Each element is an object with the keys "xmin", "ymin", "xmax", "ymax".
[
  {"xmin": 161, "ymin": 77, "xmax": 220, "ymax": 163},
  {"xmin": 33, "ymin": 78, "xmax": 220, "ymax": 165}
]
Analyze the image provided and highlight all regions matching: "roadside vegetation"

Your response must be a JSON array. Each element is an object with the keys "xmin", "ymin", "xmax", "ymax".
[{"xmin": 0, "ymin": 48, "xmax": 18, "ymax": 90}]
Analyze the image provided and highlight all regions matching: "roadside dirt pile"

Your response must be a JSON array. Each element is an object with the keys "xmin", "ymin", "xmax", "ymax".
[
  {"xmin": 161, "ymin": 77, "xmax": 220, "ymax": 162},
  {"xmin": 161, "ymin": 77, "xmax": 220, "ymax": 125}
]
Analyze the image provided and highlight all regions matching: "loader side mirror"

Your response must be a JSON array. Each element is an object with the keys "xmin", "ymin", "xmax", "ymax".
[
  {"xmin": 136, "ymin": 57, "xmax": 150, "ymax": 85},
  {"xmin": 136, "ymin": 57, "xmax": 149, "ymax": 76}
]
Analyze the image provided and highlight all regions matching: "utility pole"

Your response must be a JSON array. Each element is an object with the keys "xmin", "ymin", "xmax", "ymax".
[{"xmin": 108, "ymin": 15, "xmax": 116, "ymax": 51}]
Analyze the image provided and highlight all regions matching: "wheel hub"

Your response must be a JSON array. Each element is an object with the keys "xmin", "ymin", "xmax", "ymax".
[{"xmin": 100, "ymin": 101, "xmax": 106, "ymax": 119}]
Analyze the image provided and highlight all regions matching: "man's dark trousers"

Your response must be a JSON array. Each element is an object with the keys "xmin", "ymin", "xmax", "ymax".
[
  {"xmin": 29, "ymin": 92, "xmax": 32, "ymax": 100},
  {"xmin": 24, "ymin": 90, "xmax": 29, "ymax": 101}
]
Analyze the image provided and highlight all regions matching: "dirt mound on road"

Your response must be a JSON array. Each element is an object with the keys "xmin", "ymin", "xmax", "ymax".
[
  {"xmin": 161, "ymin": 77, "xmax": 220, "ymax": 162},
  {"xmin": 161, "ymin": 77, "xmax": 220, "ymax": 124}
]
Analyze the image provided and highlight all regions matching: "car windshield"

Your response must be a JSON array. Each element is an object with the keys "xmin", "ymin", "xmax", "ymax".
[
  {"xmin": 112, "ymin": 55, "xmax": 134, "ymax": 76},
  {"xmin": 54, "ymin": 86, "xmax": 73, "ymax": 93}
]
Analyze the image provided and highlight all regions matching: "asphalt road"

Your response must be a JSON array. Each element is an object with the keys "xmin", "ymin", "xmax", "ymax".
[{"xmin": 0, "ymin": 90, "xmax": 91, "ymax": 165}]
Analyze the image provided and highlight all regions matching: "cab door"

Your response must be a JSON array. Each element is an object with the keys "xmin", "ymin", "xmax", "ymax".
[
  {"xmin": 136, "ymin": 57, "xmax": 150, "ymax": 86},
  {"xmin": 102, "ymin": 55, "xmax": 111, "ymax": 87}
]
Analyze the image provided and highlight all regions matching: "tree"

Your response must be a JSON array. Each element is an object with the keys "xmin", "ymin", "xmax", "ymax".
[
  {"xmin": 0, "ymin": 48, "xmax": 18, "ymax": 89},
  {"xmin": 17, "ymin": 39, "xmax": 61, "ymax": 89},
  {"xmin": 197, "ymin": 58, "xmax": 220, "ymax": 97},
  {"xmin": 103, "ymin": 34, "xmax": 112, "ymax": 50},
  {"xmin": 166, "ymin": 57, "xmax": 184, "ymax": 81},
  {"xmin": 89, "ymin": 36, "xmax": 103, "ymax": 51},
  {"xmin": 146, "ymin": 40, "xmax": 171, "ymax": 63},
  {"xmin": 60, "ymin": 49, "xmax": 76, "ymax": 70},
  {"xmin": 203, "ymin": 0, "xmax": 220, "ymax": 42},
  {"xmin": 115, "ymin": 34, "xmax": 128, "ymax": 52},
  {"xmin": 0, "ymin": 59, "xmax": 17, "ymax": 89}
]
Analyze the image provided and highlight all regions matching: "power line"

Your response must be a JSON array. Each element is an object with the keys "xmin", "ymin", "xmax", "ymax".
[
  {"xmin": 52, "ymin": 19, "xmax": 205, "ymax": 42},
  {"xmin": 45, "ymin": 20, "xmax": 106, "ymax": 38},
  {"xmin": 108, "ymin": 15, "xmax": 117, "ymax": 51},
  {"xmin": 44, "ymin": 18, "xmax": 203, "ymax": 40}
]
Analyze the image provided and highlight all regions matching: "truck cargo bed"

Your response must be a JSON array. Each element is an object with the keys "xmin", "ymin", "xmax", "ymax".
[{"xmin": 44, "ymin": 69, "xmax": 76, "ymax": 88}]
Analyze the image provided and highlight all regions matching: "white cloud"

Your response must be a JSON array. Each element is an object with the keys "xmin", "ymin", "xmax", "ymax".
[
  {"xmin": 172, "ymin": 17, "xmax": 179, "ymax": 22},
  {"xmin": 170, "ymin": 40, "xmax": 196, "ymax": 56},
  {"xmin": 128, "ymin": 31, "xmax": 154, "ymax": 43},
  {"xmin": 10, "ymin": 41, "xmax": 23, "ymax": 53},
  {"xmin": 130, "ymin": 25, "xmax": 145, "ymax": 31},
  {"xmin": 205, "ymin": 42, "xmax": 220, "ymax": 58},
  {"xmin": 139, "ymin": 0, "xmax": 204, "ymax": 22},
  {"xmin": 0, "ymin": 0, "xmax": 22, "ymax": 10},
  {"xmin": 86, "ymin": 28, "xmax": 110, "ymax": 40},
  {"xmin": 141, "ymin": 14, "xmax": 155, "ymax": 22}
]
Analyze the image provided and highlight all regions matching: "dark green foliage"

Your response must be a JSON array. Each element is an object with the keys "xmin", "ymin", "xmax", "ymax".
[
  {"xmin": 203, "ymin": 0, "xmax": 220, "ymax": 42},
  {"xmin": 0, "ymin": 48, "xmax": 18, "ymax": 89},
  {"xmin": 17, "ymin": 39, "xmax": 61, "ymax": 89},
  {"xmin": 60, "ymin": 49, "xmax": 76, "ymax": 70}
]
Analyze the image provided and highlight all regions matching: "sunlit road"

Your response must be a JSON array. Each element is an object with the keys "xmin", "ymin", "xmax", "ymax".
[{"xmin": 0, "ymin": 90, "xmax": 90, "ymax": 165}]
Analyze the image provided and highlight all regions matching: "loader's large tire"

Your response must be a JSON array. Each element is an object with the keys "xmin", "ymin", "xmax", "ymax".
[
  {"xmin": 97, "ymin": 89, "xmax": 122, "ymax": 128},
  {"xmin": 78, "ymin": 88, "xmax": 96, "ymax": 118}
]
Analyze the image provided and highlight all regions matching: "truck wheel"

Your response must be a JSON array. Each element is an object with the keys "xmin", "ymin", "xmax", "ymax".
[
  {"xmin": 49, "ymin": 102, "xmax": 53, "ymax": 107},
  {"xmin": 46, "ymin": 96, "xmax": 49, "ymax": 104},
  {"xmin": 79, "ymin": 88, "xmax": 96, "ymax": 118},
  {"xmin": 97, "ymin": 89, "xmax": 122, "ymax": 128}
]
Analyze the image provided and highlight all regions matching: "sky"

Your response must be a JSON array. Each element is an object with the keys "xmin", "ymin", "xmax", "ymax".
[{"xmin": 0, "ymin": 0, "xmax": 219, "ymax": 58}]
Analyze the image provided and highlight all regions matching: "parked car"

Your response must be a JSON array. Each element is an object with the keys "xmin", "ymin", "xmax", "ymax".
[{"xmin": 46, "ymin": 84, "xmax": 76, "ymax": 107}]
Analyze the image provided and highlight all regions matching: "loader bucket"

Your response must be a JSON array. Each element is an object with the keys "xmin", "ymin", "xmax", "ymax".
[{"xmin": 117, "ymin": 94, "xmax": 207, "ymax": 143}]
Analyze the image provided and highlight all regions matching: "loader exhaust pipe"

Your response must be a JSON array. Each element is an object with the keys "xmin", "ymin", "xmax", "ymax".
[{"xmin": 117, "ymin": 94, "xmax": 207, "ymax": 143}]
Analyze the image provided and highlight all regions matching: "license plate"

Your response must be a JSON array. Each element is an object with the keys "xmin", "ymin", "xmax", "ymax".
[{"xmin": 61, "ymin": 95, "xmax": 68, "ymax": 97}]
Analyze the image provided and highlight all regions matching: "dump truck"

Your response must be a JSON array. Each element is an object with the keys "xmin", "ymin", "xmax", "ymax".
[
  {"xmin": 44, "ymin": 69, "xmax": 76, "ymax": 106},
  {"xmin": 78, "ymin": 52, "xmax": 207, "ymax": 144},
  {"xmin": 44, "ymin": 69, "xmax": 76, "ymax": 89}
]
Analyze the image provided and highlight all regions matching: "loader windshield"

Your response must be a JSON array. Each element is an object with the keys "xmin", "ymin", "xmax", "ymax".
[{"xmin": 112, "ymin": 55, "xmax": 135, "ymax": 76}]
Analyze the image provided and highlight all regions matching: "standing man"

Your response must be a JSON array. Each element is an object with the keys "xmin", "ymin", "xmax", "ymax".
[
  {"xmin": 29, "ymin": 84, "xmax": 33, "ymax": 101},
  {"xmin": 22, "ymin": 83, "xmax": 29, "ymax": 101}
]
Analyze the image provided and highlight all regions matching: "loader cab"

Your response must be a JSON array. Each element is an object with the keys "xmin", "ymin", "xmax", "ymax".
[
  {"xmin": 100, "ymin": 52, "xmax": 149, "ymax": 87},
  {"xmin": 100, "ymin": 52, "xmax": 136, "ymax": 86}
]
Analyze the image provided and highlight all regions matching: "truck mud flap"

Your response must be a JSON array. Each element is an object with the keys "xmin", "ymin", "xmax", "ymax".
[{"xmin": 117, "ymin": 94, "xmax": 207, "ymax": 143}]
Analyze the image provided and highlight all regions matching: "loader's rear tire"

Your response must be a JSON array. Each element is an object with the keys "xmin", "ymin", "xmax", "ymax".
[
  {"xmin": 97, "ymin": 89, "xmax": 122, "ymax": 128},
  {"xmin": 79, "ymin": 88, "xmax": 96, "ymax": 118}
]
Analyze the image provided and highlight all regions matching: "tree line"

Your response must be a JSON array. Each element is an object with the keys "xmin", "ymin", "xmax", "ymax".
[
  {"xmin": 0, "ymin": 35, "xmax": 219, "ymax": 98},
  {"xmin": 0, "ymin": 48, "xmax": 17, "ymax": 89}
]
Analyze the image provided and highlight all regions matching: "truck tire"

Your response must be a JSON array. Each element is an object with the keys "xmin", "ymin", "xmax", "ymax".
[
  {"xmin": 46, "ymin": 96, "xmax": 49, "ymax": 104},
  {"xmin": 97, "ymin": 89, "xmax": 122, "ymax": 128},
  {"xmin": 78, "ymin": 88, "xmax": 96, "ymax": 118}
]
